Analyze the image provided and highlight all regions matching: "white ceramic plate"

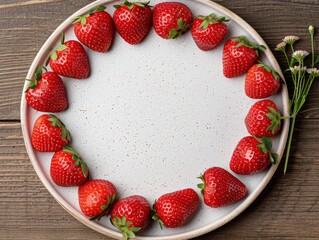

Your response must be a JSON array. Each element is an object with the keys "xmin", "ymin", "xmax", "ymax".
[{"xmin": 21, "ymin": 0, "xmax": 289, "ymax": 239}]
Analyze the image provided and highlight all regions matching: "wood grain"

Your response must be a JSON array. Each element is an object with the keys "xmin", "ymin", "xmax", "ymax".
[{"xmin": 1, "ymin": 0, "xmax": 319, "ymax": 239}]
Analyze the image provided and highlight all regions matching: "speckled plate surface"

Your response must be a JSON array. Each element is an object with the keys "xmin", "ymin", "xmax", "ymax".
[{"xmin": 21, "ymin": 0, "xmax": 289, "ymax": 239}]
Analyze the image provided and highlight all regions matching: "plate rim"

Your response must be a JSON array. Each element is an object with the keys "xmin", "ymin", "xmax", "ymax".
[{"xmin": 20, "ymin": 0, "xmax": 290, "ymax": 239}]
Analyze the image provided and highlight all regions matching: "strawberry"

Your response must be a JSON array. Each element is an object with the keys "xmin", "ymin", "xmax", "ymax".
[
  {"xmin": 245, "ymin": 63, "xmax": 281, "ymax": 99},
  {"xmin": 50, "ymin": 146, "xmax": 89, "ymax": 187},
  {"xmin": 191, "ymin": 13, "xmax": 229, "ymax": 51},
  {"xmin": 31, "ymin": 114, "xmax": 71, "ymax": 152},
  {"xmin": 198, "ymin": 167, "xmax": 247, "ymax": 208},
  {"xmin": 110, "ymin": 195, "xmax": 151, "ymax": 239},
  {"xmin": 48, "ymin": 34, "xmax": 90, "ymax": 79},
  {"xmin": 152, "ymin": 188, "xmax": 199, "ymax": 228},
  {"xmin": 25, "ymin": 66, "xmax": 68, "ymax": 112},
  {"xmin": 153, "ymin": 2, "xmax": 193, "ymax": 39},
  {"xmin": 113, "ymin": 0, "xmax": 152, "ymax": 45},
  {"xmin": 230, "ymin": 136, "xmax": 278, "ymax": 175},
  {"xmin": 78, "ymin": 179, "xmax": 118, "ymax": 220},
  {"xmin": 245, "ymin": 100, "xmax": 281, "ymax": 137},
  {"xmin": 223, "ymin": 36, "xmax": 266, "ymax": 78},
  {"xmin": 74, "ymin": 5, "xmax": 114, "ymax": 52}
]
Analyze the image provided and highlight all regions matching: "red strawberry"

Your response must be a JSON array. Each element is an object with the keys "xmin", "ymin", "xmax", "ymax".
[
  {"xmin": 245, "ymin": 100, "xmax": 281, "ymax": 137},
  {"xmin": 78, "ymin": 179, "xmax": 118, "ymax": 220},
  {"xmin": 230, "ymin": 136, "xmax": 278, "ymax": 175},
  {"xmin": 198, "ymin": 167, "xmax": 247, "ymax": 208},
  {"xmin": 50, "ymin": 146, "xmax": 89, "ymax": 187},
  {"xmin": 191, "ymin": 13, "xmax": 228, "ymax": 51},
  {"xmin": 48, "ymin": 34, "xmax": 90, "ymax": 79},
  {"xmin": 153, "ymin": 2, "xmax": 193, "ymax": 39},
  {"xmin": 113, "ymin": 0, "xmax": 152, "ymax": 45},
  {"xmin": 74, "ymin": 5, "xmax": 115, "ymax": 52},
  {"xmin": 223, "ymin": 36, "xmax": 265, "ymax": 78},
  {"xmin": 152, "ymin": 188, "xmax": 199, "ymax": 228},
  {"xmin": 110, "ymin": 195, "xmax": 151, "ymax": 239},
  {"xmin": 25, "ymin": 66, "xmax": 68, "ymax": 112},
  {"xmin": 245, "ymin": 63, "xmax": 281, "ymax": 98},
  {"xmin": 31, "ymin": 114, "xmax": 71, "ymax": 152}
]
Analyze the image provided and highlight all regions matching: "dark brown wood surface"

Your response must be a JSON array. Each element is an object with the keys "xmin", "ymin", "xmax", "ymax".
[{"xmin": 1, "ymin": 0, "xmax": 319, "ymax": 239}]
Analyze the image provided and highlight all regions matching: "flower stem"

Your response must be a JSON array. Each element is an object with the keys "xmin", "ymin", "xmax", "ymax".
[{"xmin": 284, "ymin": 116, "xmax": 296, "ymax": 174}]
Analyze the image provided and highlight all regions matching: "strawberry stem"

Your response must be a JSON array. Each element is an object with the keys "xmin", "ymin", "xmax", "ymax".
[
  {"xmin": 198, "ymin": 13, "xmax": 229, "ymax": 30},
  {"xmin": 89, "ymin": 193, "xmax": 117, "ymax": 221},
  {"xmin": 168, "ymin": 18, "xmax": 191, "ymax": 39},
  {"xmin": 111, "ymin": 216, "xmax": 141, "ymax": 240},
  {"xmin": 114, "ymin": 0, "xmax": 150, "ymax": 9},
  {"xmin": 47, "ymin": 114, "xmax": 71, "ymax": 142},
  {"xmin": 73, "ymin": 5, "xmax": 106, "ymax": 25}
]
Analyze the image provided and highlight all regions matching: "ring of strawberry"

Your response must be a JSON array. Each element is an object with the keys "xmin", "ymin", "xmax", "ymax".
[
  {"xmin": 50, "ymin": 146, "xmax": 89, "ymax": 187},
  {"xmin": 74, "ymin": 5, "xmax": 115, "ymax": 52},
  {"xmin": 78, "ymin": 179, "xmax": 118, "ymax": 221},
  {"xmin": 191, "ymin": 13, "xmax": 229, "ymax": 51},
  {"xmin": 152, "ymin": 188, "xmax": 199, "ymax": 228},
  {"xmin": 31, "ymin": 114, "xmax": 71, "ymax": 152},
  {"xmin": 245, "ymin": 63, "xmax": 281, "ymax": 99},
  {"xmin": 110, "ymin": 195, "xmax": 151, "ymax": 240},
  {"xmin": 223, "ymin": 36, "xmax": 266, "ymax": 78},
  {"xmin": 25, "ymin": 66, "xmax": 68, "ymax": 112},
  {"xmin": 198, "ymin": 167, "xmax": 247, "ymax": 208},
  {"xmin": 153, "ymin": 2, "xmax": 193, "ymax": 39},
  {"xmin": 245, "ymin": 100, "xmax": 281, "ymax": 137},
  {"xmin": 48, "ymin": 33, "xmax": 90, "ymax": 79},
  {"xmin": 113, "ymin": 0, "xmax": 152, "ymax": 45},
  {"xmin": 229, "ymin": 136, "xmax": 278, "ymax": 175}
]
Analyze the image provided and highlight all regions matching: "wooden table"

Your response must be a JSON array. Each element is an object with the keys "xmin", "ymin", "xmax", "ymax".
[{"xmin": 1, "ymin": 0, "xmax": 319, "ymax": 239}]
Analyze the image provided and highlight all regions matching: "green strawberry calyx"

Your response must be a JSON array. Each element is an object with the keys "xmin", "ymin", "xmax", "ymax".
[
  {"xmin": 257, "ymin": 62, "xmax": 281, "ymax": 80},
  {"xmin": 25, "ymin": 66, "xmax": 47, "ymax": 92},
  {"xmin": 255, "ymin": 136, "xmax": 278, "ymax": 164},
  {"xmin": 114, "ymin": 0, "xmax": 150, "ymax": 9},
  {"xmin": 111, "ymin": 216, "xmax": 141, "ymax": 240},
  {"xmin": 168, "ymin": 18, "xmax": 192, "ymax": 39},
  {"xmin": 266, "ymin": 106, "xmax": 281, "ymax": 134},
  {"xmin": 151, "ymin": 202, "xmax": 164, "ymax": 229},
  {"xmin": 89, "ymin": 193, "xmax": 118, "ymax": 221},
  {"xmin": 232, "ymin": 36, "xmax": 266, "ymax": 55},
  {"xmin": 197, "ymin": 13, "xmax": 229, "ymax": 30},
  {"xmin": 62, "ymin": 146, "xmax": 88, "ymax": 177},
  {"xmin": 197, "ymin": 174, "xmax": 206, "ymax": 195},
  {"xmin": 74, "ymin": 5, "xmax": 106, "ymax": 25},
  {"xmin": 46, "ymin": 33, "xmax": 68, "ymax": 65},
  {"xmin": 47, "ymin": 114, "xmax": 72, "ymax": 142}
]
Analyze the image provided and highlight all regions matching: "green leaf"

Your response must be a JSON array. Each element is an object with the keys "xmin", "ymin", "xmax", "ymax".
[
  {"xmin": 130, "ymin": 227, "xmax": 141, "ymax": 232},
  {"xmin": 122, "ymin": 216, "xmax": 127, "ymax": 226},
  {"xmin": 81, "ymin": 17, "xmax": 87, "ymax": 25},
  {"xmin": 101, "ymin": 204, "xmax": 107, "ymax": 210},
  {"xmin": 61, "ymin": 33, "xmax": 65, "ymax": 44},
  {"xmin": 270, "ymin": 153, "xmax": 278, "ymax": 164},
  {"xmin": 168, "ymin": 28, "xmax": 178, "ymax": 39},
  {"xmin": 177, "ymin": 18, "xmax": 184, "ymax": 29},
  {"xmin": 27, "ymin": 80, "xmax": 38, "ymax": 90},
  {"xmin": 199, "ymin": 20, "xmax": 209, "ymax": 30},
  {"xmin": 74, "ymin": 160, "xmax": 80, "ymax": 166},
  {"xmin": 57, "ymin": 44, "xmax": 68, "ymax": 52},
  {"xmin": 51, "ymin": 51, "xmax": 58, "ymax": 61},
  {"xmin": 35, "ymin": 66, "xmax": 43, "ymax": 80},
  {"xmin": 80, "ymin": 162, "xmax": 89, "ymax": 177},
  {"xmin": 262, "ymin": 136, "xmax": 272, "ymax": 152}
]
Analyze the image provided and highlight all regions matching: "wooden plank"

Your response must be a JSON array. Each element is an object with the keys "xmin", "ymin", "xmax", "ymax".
[
  {"xmin": 0, "ymin": 117, "xmax": 319, "ymax": 239},
  {"xmin": 1, "ymin": 0, "xmax": 319, "ymax": 120}
]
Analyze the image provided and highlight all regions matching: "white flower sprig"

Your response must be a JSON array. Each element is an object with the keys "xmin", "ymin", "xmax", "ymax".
[{"xmin": 276, "ymin": 26, "xmax": 319, "ymax": 174}]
